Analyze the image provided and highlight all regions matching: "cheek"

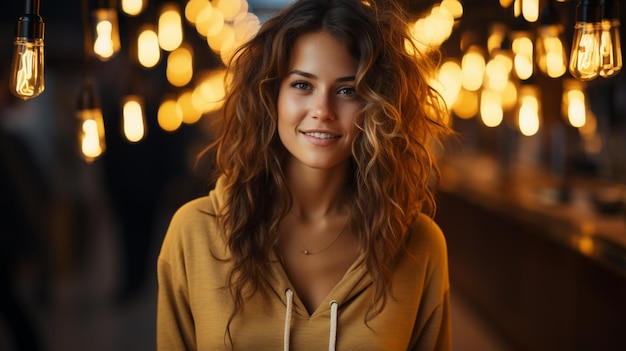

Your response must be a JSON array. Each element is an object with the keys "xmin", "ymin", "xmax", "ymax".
[
  {"xmin": 277, "ymin": 92, "xmax": 295, "ymax": 139},
  {"xmin": 341, "ymin": 106, "xmax": 364, "ymax": 137},
  {"xmin": 278, "ymin": 91, "xmax": 305, "ymax": 125}
]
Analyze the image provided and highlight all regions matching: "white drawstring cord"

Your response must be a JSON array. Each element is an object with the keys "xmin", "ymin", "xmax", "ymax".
[
  {"xmin": 284, "ymin": 289, "xmax": 294, "ymax": 351},
  {"xmin": 284, "ymin": 290, "xmax": 338, "ymax": 351},
  {"xmin": 329, "ymin": 300, "xmax": 338, "ymax": 351}
]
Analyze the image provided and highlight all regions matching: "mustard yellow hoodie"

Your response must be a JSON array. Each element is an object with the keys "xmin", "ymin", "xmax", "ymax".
[{"xmin": 157, "ymin": 177, "xmax": 451, "ymax": 350}]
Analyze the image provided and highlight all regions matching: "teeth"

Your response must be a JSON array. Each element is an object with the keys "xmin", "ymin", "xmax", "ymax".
[{"xmin": 304, "ymin": 132, "xmax": 338, "ymax": 139}]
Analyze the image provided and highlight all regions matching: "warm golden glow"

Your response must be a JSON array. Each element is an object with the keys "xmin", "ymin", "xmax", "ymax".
[
  {"xmin": 159, "ymin": 4, "xmax": 184, "ymax": 51},
  {"xmin": 178, "ymin": 90, "xmax": 203, "ymax": 124},
  {"xmin": 522, "ymin": 0, "xmax": 539, "ymax": 22},
  {"xmin": 121, "ymin": 0, "xmax": 144, "ymax": 16},
  {"xmin": 518, "ymin": 86, "xmax": 540, "ymax": 136},
  {"xmin": 196, "ymin": 4, "xmax": 224, "ymax": 37},
  {"xmin": 567, "ymin": 90, "xmax": 586, "ymax": 128},
  {"xmin": 232, "ymin": 12, "xmax": 261, "ymax": 48},
  {"xmin": 485, "ymin": 55, "xmax": 511, "ymax": 92},
  {"xmin": 208, "ymin": 24, "xmax": 235, "ymax": 54},
  {"xmin": 77, "ymin": 109, "xmax": 106, "ymax": 163},
  {"xmin": 452, "ymin": 89, "xmax": 479, "ymax": 119},
  {"xmin": 569, "ymin": 22, "xmax": 601, "ymax": 80},
  {"xmin": 409, "ymin": 4, "xmax": 454, "ymax": 52},
  {"xmin": 480, "ymin": 89, "xmax": 503, "ymax": 127},
  {"xmin": 599, "ymin": 19, "xmax": 623, "ymax": 78},
  {"xmin": 487, "ymin": 24, "xmax": 507, "ymax": 55},
  {"xmin": 92, "ymin": 9, "xmax": 120, "ymax": 61},
  {"xmin": 82, "ymin": 119, "xmax": 103, "ymax": 159},
  {"xmin": 513, "ymin": 0, "xmax": 521, "ymax": 17},
  {"xmin": 166, "ymin": 45, "xmax": 194, "ymax": 87},
  {"xmin": 185, "ymin": 0, "xmax": 211, "ymax": 24},
  {"xmin": 122, "ymin": 96, "xmax": 146, "ymax": 143},
  {"xmin": 193, "ymin": 70, "xmax": 227, "ymax": 113},
  {"xmin": 137, "ymin": 25, "xmax": 160, "ymax": 68},
  {"xmin": 441, "ymin": 0, "xmax": 463, "ymax": 19},
  {"xmin": 433, "ymin": 60, "xmax": 462, "ymax": 109},
  {"xmin": 562, "ymin": 79, "xmax": 587, "ymax": 128},
  {"xmin": 214, "ymin": 0, "xmax": 241, "ymax": 21},
  {"xmin": 536, "ymin": 25, "xmax": 567, "ymax": 78},
  {"xmin": 512, "ymin": 35, "xmax": 534, "ymax": 80},
  {"xmin": 501, "ymin": 81, "xmax": 518, "ymax": 111},
  {"xmin": 158, "ymin": 97, "xmax": 183, "ymax": 132},
  {"xmin": 578, "ymin": 235, "xmax": 595, "ymax": 255},
  {"xmin": 10, "ymin": 38, "xmax": 45, "ymax": 100},
  {"xmin": 94, "ymin": 21, "xmax": 115, "ymax": 58},
  {"xmin": 500, "ymin": 0, "xmax": 513, "ymax": 8},
  {"xmin": 461, "ymin": 47, "xmax": 485, "ymax": 91}
]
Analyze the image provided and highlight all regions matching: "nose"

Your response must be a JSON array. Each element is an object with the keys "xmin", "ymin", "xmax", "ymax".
[{"xmin": 311, "ymin": 92, "xmax": 335, "ymax": 120}]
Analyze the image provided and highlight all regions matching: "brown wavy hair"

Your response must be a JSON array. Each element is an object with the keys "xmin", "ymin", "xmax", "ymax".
[{"xmin": 206, "ymin": 0, "xmax": 451, "ymax": 340}]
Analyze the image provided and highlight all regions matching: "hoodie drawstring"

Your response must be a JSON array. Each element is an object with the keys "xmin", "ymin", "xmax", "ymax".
[
  {"xmin": 284, "ymin": 289, "xmax": 338, "ymax": 351},
  {"xmin": 328, "ymin": 300, "xmax": 338, "ymax": 351},
  {"xmin": 284, "ymin": 289, "xmax": 294, "ymax": 351}
]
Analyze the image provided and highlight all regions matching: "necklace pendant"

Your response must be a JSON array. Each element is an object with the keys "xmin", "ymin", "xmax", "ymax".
[{"xmin": 302, "ymin": 249, "xmax": 310, "ymax": 255}]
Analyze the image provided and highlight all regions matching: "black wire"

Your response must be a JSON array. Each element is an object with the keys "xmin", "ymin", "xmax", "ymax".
[{"xmin": 81, "ymin": 0, "xmax": 92, "ymax": 74}]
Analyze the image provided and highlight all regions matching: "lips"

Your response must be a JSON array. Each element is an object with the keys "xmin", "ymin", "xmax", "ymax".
[{"xmin": 302, "ymin": 131, "xmax": 340, "ymax": 139}]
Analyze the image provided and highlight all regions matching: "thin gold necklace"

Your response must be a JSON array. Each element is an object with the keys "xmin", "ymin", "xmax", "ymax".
[{"xmin": 297, "ymin": 215, "xmax": 350, "ymax": 255}]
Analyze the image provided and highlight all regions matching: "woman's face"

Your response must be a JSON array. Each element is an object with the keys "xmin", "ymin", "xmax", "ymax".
[{"xmin": 277, "ymin": 31, "xmax": 363, "ymax": 171}]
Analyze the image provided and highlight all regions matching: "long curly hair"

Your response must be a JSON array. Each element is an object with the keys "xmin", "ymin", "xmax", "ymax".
[{"xmin": 207, "ymin": 0, "xmax": 451, "ymax": 338}]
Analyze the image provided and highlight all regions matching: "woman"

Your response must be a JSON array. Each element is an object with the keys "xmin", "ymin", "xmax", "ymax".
[{"xmin": 157, "ymin": 0, "xmax": 452, "ymax": 350}]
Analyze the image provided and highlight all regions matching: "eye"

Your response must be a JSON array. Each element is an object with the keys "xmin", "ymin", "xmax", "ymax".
[
  {"xmin": 291, "ymin": 81, "xmax": 311, "ymax": 90},
  {"xmin": 337, "ymin": 86, "xmax": 357, "ymax": 97}
]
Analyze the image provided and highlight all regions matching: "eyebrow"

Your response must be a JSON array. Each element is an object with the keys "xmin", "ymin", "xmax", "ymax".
[{"xmin": 288, "ymin": 69, "xmax": 355, "ymax": 83}]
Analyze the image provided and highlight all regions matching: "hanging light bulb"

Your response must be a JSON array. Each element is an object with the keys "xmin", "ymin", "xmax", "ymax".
[
  {"xmin": 522, "ymin": 0, "xmax": 540, "ymax": 22},
  {"xmin": 9, "ymin": 0, "xmax": 45, "ymax": 100},
  {"xmin": 158, "ymin": 3, "xmax": 184, "ymax": 52},
  {"xmin": 510, "ymin": 17, "xmax": 534, "ymax": 80},
  {"xmin": 536, "ymin": 3, "xmax": 568, "ymax": 78},
  {"xmin": 92, "ymin": 0, "xmax": 121, "ymax": 61},
  {"xmin": 517, "ymin": 84, "xmax": 541, "ymax": 136},
  {"xmin": 137, "ymin": 24, "xmax": 161, "ymax": 69},
  {"xmin": 122, "ymin": 95, "xmax": 146, "ymax": 143},
  {"xmin": 569, "ymin": 0, "xmax": 603, "ymax": 80},
  {"xmin": 121, "ymin": 0, "xmax": 145, "ymax": 16},
  {"xmin": 76, "ymin": 79, "xmax": 106, "ymax": 163},
  {"xmin": 599, "ymin": 0, "xmax": 622, "ymax": 77},
  {"xmin": 562, "ymin": 79, "xmax": 587, "ymax": 128}
]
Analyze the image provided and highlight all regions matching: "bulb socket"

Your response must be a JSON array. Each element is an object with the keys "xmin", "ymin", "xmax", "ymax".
[
  {"xmin": 577, "ymin": 0, "xmax": 603, "ymax": 23},
  {"xmin": 77, "ymin": 79, "xmax": 101, "ymax": 110},
  {"xmin": 15, "ymin": 13, "xmax": 44, "ymax": 40},
  {"xmin": 602, "ymin": 0, "xmax": 620, "ymax": 21}
]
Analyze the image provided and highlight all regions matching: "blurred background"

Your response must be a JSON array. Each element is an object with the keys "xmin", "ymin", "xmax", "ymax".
[{"xmin": 0, "ymin": 0, "xmax": 625, "ymax": 350}]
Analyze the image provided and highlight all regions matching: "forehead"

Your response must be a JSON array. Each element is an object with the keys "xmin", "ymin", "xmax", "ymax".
[{"xmin": 287, "ymin": 31, "xmax": 358, "ymax": 75}]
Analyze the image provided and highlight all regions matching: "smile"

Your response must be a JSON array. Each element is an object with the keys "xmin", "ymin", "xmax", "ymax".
[{"xmin": 302, "ymin": 132, "xmax": 339, "ymax": 139}]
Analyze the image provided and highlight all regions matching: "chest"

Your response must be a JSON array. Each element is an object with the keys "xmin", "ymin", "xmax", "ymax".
[
  {"xmin": 277, "ymin": 231, "xmax": 360, "ymax": 314},
  {"xmin": 193, "ymin": 287, "xmax": 417, "ymax": 351}
]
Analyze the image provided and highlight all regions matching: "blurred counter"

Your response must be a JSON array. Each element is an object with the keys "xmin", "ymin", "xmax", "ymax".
[
  {"xmin": 436, "ymin": 153, "xmax": 626, "ymax": 351},
  {"xmin": 440, "ymin": 153, "xmax": 626, "ymax": 278}
]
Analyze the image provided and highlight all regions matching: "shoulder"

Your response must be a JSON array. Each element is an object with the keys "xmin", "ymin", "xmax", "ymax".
[
  {"xmin": 399, "ymin": 213, "xmax": 449, "ymax": 285},
  {"xmin": 165, "ymin": 176, "xmax": 226, "ymax": 242},
  {"xmin": 167, "ymin": 196, "xmax": 217, "ymax": 234},
  {"xmin": 159, "ymin": 190, "xmax": 225, "ymax": 263},
  {"xmin": 406, "ymin": 213, "xmax": 447, "ymax": 259}
]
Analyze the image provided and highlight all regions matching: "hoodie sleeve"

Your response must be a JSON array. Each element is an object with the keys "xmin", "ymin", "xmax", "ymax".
[
  {"xmin": 157, "ymin": 207, "xmax": 198, "ymax": 351},
  {"xmin": 409, "ymin": 215, "xmax": 453, "ymax": 351}
]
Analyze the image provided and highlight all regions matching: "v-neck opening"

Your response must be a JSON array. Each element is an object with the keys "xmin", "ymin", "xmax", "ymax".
[{"xmin": 270, "ymin": 251, "xmax": 368, "ymax": 318}]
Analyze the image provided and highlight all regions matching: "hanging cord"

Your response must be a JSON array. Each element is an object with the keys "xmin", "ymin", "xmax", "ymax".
[
  {"xmin": 329, "ymin": 300, "xmax": 338, "ymax": 351},
  {"xmin": 284, "ymin": 289, "xmax": 294, "ymax": 351},
  {"xmin": 284, "ymin": 289, "xmax": 338, "ymax": 351},
  {"xmin": 80, "ymin": 0, "xmax": 92, "ymax": 73}
]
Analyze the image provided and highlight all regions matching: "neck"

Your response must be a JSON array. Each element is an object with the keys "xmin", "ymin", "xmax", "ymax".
[{"xmin": 284, "ymin": 159, "xmax": 351, "ymax": 220}]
